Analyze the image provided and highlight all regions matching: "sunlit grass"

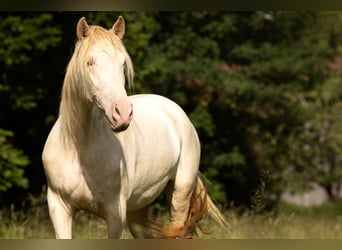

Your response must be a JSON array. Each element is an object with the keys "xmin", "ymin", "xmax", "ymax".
[
  {"xmin": 1, "ymin": 193, "xmax": 342, "ymax": 239},
  {"xmin": 222, "ymin": 202, "xmax": 342, "ymax": 239},
  {"xmin": 225, "ymin": 211, "xmax": 342, "ymax": 239}
]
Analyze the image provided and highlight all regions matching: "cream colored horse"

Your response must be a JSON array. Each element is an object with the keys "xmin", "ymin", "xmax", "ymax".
[{"xmin": 42, "ymin": 16, "xmax": 228, "ymax": 239}]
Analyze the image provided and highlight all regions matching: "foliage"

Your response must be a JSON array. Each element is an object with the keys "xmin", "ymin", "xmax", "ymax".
[
  {"xmin": 287, "ymin": 76, "xmax": 342, "ymax": 199},
  {"xmin": 0, "ymin": 11, "xmax": 342, "ymax": 211},
  {"xmin": 0, "ymin": 13, "xmax": 61, "ymax": 111},
  {"xmin": 124, "ymin": 11, "xmax": 340, "ymax": 208},
  {"xmin": 0, "ymin": 129, "xmax": 29, "ymax": 191},
  {"xmin": 0, "ymin": 13, "xmax": 61, "ymax": 197}
]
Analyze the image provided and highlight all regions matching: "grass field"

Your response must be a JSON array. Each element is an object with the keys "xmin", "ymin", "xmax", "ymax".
[{"xmin": 1, "ymin": 194, "xmax": 342, "ymax": 239}]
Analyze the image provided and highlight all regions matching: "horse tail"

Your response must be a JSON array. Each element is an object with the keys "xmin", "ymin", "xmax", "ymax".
[
  {"xmin": 150, "ymin": 174, "xmax": 230, "ymax": 238},
  {"xmin": 194, "ymin": 175, "xmax": 230, "ymax": 233},
  {"xmin": 161, "ymin": 175, "xmax": 230, "ymax": 238}
]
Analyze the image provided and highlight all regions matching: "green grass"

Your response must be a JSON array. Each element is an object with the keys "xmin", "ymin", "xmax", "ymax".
[
  {"xmin": 1, "ymin": 194, "xmax": 342, "ymax": 239},
  {"xmin": 222, "ymin": 202, "xmax": 342, "ymax": 239}
]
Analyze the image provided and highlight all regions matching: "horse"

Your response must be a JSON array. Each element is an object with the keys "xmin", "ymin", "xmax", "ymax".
[{"xmin": 42, "ymin": 16, "xmax": 229, "ymax": 239}]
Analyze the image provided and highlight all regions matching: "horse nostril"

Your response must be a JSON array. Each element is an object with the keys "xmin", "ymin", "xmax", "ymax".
[
  {"xmin": 129, "ymin": 104, "xmax": 133, "ymax": 117},
  {"xmin": 115, "ymin": 104, "xmax": 121, "ymax": 116}
]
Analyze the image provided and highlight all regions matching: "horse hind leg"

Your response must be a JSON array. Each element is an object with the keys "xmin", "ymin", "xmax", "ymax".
[
  {"xmin": 126, "ymin": 178, "xmax": 209, "ymax": 239},
  {"xmin": 160, "ymin": 176, "xmax": 209, "ymax": 239},
  {"xmin": 127, "ymin": 207, "xmax": 155, "ymax": 238}
]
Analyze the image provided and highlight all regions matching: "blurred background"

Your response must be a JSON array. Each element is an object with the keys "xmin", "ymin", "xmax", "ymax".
[{"xmin": 0, "ymin": 11, "xmax": 342, "ymax": 237}]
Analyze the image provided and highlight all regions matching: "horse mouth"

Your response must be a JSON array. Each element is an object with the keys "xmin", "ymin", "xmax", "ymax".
[
  {"xmin": 106, "ymin": 115, "xmax": 131, "ymax": 132},
  {"xmin": 112, "ymin": 123, "xmax": 130, "ymax": 132},
  {"xmin": 109, "ymin": 120, "xmax": 130, "ymax": 132}
]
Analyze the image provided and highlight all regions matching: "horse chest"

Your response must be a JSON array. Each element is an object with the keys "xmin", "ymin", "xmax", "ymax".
[
  {"xmin": 46, "ymin": 147, "xmax": 120, "ymax": 215},
  {"xmin": 54, "ymin": 165, "xmax": 119, "ymax": 216},
  {"xmin": 72, "ymin": 157, "xmax": 124, "ymax": 209}
]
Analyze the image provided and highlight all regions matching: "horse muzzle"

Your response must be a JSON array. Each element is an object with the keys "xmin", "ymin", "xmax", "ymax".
[{"xmin": 110, "ymin": 98, "xmax": 133, "ymax": 132}]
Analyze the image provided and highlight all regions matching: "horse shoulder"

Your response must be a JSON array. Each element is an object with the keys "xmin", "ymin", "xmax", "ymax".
[{"xmin": 42, "ymin": 119, "xmax": 86, "ymax": 198}]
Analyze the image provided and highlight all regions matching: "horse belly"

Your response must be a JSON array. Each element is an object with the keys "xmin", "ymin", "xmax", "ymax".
[
  {"xmin": 126, "ymin": 175, "xmax": 170, "ymax": 211},
  {"xmin": 125, "ymin": 129, "xmax": 179, "ymax": 211},
  {"xmin": 126, "ymin": 145, "xmax": 178, "ymax": 211}
]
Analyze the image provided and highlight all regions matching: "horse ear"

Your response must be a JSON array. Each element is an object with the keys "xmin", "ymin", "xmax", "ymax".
[
  {"xmin": 112, "ymin": 16, "xmax": 125, "ymax": 39},
  {"xmin": 77, "ymin": 17, "xmax": 89, "ymax": 40}
]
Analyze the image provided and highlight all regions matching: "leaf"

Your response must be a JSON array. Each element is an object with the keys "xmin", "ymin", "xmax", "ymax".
[{"xmin": 0, "ymin": 128, "xmax": 29, "ymax": 191}]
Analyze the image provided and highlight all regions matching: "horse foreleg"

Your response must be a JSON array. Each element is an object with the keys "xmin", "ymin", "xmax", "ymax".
[
  {"xmin": 47, "ymin": 187, "xmax": 74, "ymax": 239},
  {"xmin": 106, "ymin": 200, "xmax": 127, "ymax": 239}
]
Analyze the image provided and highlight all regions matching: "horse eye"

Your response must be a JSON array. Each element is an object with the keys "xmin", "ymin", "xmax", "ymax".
[{"xmin": 87, "ymin": 57, "xmax": 95, "ymax": 66}]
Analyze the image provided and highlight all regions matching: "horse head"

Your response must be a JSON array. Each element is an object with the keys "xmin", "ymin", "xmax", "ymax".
[{"xmin": 75, "ymin": 16, "xmax": 134, "ymax": 132}]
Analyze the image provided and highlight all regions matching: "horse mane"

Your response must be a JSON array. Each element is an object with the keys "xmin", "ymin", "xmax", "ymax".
[{"xmin": 58, "ymin": 24, "xmax": 134, "ymax": 145}]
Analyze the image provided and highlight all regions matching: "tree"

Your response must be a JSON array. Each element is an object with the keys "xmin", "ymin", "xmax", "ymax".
[
  {"xmin": 126, "ymin": 12, "xmax": 336, "ymax": 208},
  {"xmin": 287, "ymin": 73, "xmax": 342, "ymax": 200},
  {"xmin": 0, "ymin": 13, "xmax": 61, "ymax": 203},
  {"xmin": 1, "ymin": 11, "xmax": 341, "ymax": 210},
  {"xmin": 0, "ymin": 129, "xmax": 29, "ymax": 191}
]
